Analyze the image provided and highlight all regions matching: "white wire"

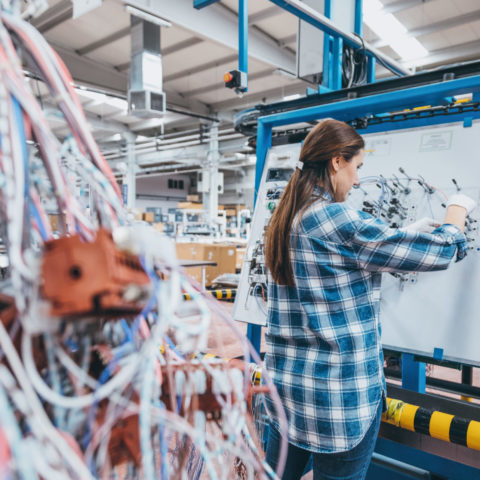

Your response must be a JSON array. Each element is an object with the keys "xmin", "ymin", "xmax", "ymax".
[
  {"xmin": 0, "ymin": 321, "xmax": 95, "ymax": 480},
  {"xmin": 22, "ymin": 329, "xmax": 140, "ymax": 409}
]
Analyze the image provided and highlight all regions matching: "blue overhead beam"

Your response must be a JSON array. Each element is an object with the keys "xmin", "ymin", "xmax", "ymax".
[
  {"xmin": 258, "ymin": 74, "xmax": 480, "ymax": 128},
  {"xmin": 193, "ymin": 0, "xmax": 220, "ymax": 9}
]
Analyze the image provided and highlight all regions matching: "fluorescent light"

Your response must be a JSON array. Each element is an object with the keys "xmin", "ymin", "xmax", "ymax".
[
  {"xmin": 363, "ymin": 0, "xmax": 428, "ymax": 61},
  {"xmin": 283, "ymin": 93, "xmax": 302, "ymax": 101}
]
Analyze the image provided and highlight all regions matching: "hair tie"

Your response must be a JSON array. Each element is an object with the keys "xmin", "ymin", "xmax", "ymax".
[{"xmin": 296, "ymin": 160, "xmax": 304, "ymax": 171}]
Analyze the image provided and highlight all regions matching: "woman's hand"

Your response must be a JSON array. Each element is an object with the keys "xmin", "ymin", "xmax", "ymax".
[{"xmin": 401, "ymin": 218, "xmax": 440, "ymax": 233}]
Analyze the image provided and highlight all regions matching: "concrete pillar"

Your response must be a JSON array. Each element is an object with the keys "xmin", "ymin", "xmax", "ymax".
[
  {"xmin": 202, "ymin": 124, "xmax": 220, "ymax": 224},
  {"xmin": 123, "ymin": 132, "xmax": 137, "ymax": 209}
]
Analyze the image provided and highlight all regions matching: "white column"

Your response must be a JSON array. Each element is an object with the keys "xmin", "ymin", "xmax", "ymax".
[
  {"xmin": 123, "ymin": 132, "xmax": 137, "ymax": 209},
  {"xmin": 203, "ymin": 124, "xmax": 220, "ymax": 224}
]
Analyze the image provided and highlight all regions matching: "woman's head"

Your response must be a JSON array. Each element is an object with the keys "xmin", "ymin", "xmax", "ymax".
[
  {"xmin": 265, "ymin": 119, "xmax": 364, "ymax": 286},
  {"xmin": 298, "ymin": 118, "xmax": 365, "ymax": 201}
]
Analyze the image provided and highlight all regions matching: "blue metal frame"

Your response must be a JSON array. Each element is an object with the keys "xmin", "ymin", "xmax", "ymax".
[
  {"xmin": 269, "ymin": 0, "xmax": 406, "ymax": 77},
  {"xmin": 193, "ymin": 0, "xmax": 220, "ymax": 9},
  {"xmin": 247, "ymin": 72, "xmax": 480, "ymax": 477},
  {"xmin": 373, "ymin": 438, "xmax": 480, "ymax": 479},
  {"xmin": 248, "ymin": 75, "xmax": 480, "ymax": 356},
  {"xmin": 401, "ymin": 353, "xmax": 426, "ymax": 393},
  {"xmin": 356, "ymin": 108, "xmax": 480, "ymax": 135}
]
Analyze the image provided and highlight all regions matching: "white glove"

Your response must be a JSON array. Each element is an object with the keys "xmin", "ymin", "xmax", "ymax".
[
  {"xmin": 446, "ymin": 194, "xmax": 477, "ymax": 215},
  {"xmin": 401, "ymin": 217, "xmax": 441, "ymax": 233}
]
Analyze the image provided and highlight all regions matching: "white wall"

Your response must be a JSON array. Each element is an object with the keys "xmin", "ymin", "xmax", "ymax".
[
  {"xmin": 220, "ymin": 165, "xmax": 255, "ymax": 209},
  {"xmin": 135, "ymin": 173, "xmax": 190, "ymax": 212}
]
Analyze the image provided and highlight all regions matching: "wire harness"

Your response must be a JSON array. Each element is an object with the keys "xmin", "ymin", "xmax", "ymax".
[{"xmin": 0, "ymin": 4, "xmax": 288, "ymax": 479}]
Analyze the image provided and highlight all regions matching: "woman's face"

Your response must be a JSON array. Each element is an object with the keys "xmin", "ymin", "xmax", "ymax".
[{"xmin": 331, "ymin": 149, "xmax": 364, "ymax": 202}]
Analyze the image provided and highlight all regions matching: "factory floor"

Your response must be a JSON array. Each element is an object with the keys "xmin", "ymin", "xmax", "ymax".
[{"xmin": 202, "ymin": 300, "xmax": 479, "ymax": 479}]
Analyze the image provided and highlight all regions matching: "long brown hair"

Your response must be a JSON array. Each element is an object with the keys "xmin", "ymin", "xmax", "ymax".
[{"xmin": 265, "ymin": 119, "xmax": 364, "ymax": 286}]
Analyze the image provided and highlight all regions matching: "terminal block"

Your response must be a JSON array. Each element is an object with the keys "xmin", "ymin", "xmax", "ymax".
[{"xmin": 41, "ymin": 229, "xmax": 151, "ymax": 318}]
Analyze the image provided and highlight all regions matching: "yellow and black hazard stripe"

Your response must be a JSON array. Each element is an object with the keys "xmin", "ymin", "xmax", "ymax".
[
  {"xmin": 183, "ymin": 289, "xmax": 237, "ymax": 301},
  {"xmin": 211, "ymin": 289, "xmax": 236, "ymax": 300},
  {"xmin": 384, "ymin": 397, "xmax": 480, "ymax": 451}
]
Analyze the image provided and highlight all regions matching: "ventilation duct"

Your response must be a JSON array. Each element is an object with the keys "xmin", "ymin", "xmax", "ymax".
[{"xmin": 128, "ymin": 15, "xmax": 166, "ymax": 117}]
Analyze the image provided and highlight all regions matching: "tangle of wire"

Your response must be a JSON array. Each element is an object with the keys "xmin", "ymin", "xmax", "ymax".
[{"xmin": 0, "ymin": 5, "xmax": 288, "ymax": 480}]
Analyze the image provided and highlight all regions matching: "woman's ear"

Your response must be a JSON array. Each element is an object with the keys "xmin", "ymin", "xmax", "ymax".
[{"xmin": 331, "ymin": 156, "xmax": 342, "ymax": 172}]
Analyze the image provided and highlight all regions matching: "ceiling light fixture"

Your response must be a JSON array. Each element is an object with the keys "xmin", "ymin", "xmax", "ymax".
[{"xmin": 363, "ymin": 0, "xmax": 428, "ymax": 62}]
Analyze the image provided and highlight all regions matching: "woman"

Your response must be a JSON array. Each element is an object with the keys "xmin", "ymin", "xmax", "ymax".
[{"xmin": 264, "ymin": 119, "xmax": 474, "ymax": 480}]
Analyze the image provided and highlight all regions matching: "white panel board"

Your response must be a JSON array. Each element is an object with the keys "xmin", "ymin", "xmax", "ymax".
[
  {"xmin": 234, "ymin": 121, "xmax": 480, "ymax": 366},
  {"xmin": 357, "ymin": 122, "xmax": 480, "ymax": 366}
]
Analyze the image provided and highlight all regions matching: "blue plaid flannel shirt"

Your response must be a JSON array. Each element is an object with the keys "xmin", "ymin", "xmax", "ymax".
[{"xmin": 265, "ymin": 194, "xmax": 467, "ymax": 453}]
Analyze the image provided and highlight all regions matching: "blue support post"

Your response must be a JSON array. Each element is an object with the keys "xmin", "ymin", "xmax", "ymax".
[
  {"xmin": 268, "ymin": 0, "xmax": 407, "ymax": 77},
  {"xmin": 322, "ymin": 0, "xmax": 332, "ymax": 89},
  {"xmin": 254, "ymin": 120, "xmax": 272, "ymax": 205},
  {"xmin": 239, "ymin": 0, "xmax": 248, "ymax": 91},
  {"xmin": 367, "ymin": 55, "xmax": 376, "ymax": 84},
  {"xmin": 354, "ymin": 0, "xmax": 363, "ymax": 36},
  {"xmin": 193, "ymin": 0, "xmax": 220, "ymax": 9},
  {"xmin": 332, "ymin": 37, "xmax": 343, "ymax": 90},
  {"xmin": 401, "ymin": 353, "xmax": 426, "ymax": 393},
  {"xmin": 247, "ymin": 324, "xmax": 262, "ymax": 357}
]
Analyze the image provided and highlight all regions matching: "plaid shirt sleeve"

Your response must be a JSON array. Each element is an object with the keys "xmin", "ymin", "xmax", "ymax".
[{"xmin": 303, "ymin": 203, "xmax": 467, "ymax": 273}]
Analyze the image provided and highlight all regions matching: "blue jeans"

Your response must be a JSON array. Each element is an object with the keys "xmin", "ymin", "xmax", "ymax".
[{"xmin": 266, "ymin": 402, "xmax": 382, "ymax": 480}]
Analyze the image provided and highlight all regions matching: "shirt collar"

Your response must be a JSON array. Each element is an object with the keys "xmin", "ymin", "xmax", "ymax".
[{"xmin": 313, "ymin": 185, "xmax": 333, "ymax": 202}]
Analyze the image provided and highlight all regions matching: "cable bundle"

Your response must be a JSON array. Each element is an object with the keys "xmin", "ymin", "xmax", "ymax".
[{"xmin": 0, "ymin": 4, "xmax": 287, "ymax": 479}]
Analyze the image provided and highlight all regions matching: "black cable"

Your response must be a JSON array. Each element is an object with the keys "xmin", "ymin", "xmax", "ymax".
[
  {"xmin": 352, "ymin": 32, "xmax": 404, "ymax": 79},
  {"xmin": 352, "ymin": 34, "xmax": 367, "ymax": 86}
]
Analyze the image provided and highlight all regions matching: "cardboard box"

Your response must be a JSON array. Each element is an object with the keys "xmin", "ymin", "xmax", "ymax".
[
  {"xmin": 177, "ymin": 202, "xmax": 203, "ymax": 210},
  {"xmin": 143, "ymin": 212, "xmax": 155, "ymax": 223},
  {"xmin": 187, "ymin": 194, "xmax": 200, "ymax": 202},
  {"xmin": 175, "ymin": 242, "xmax": 237, "ymax": 286},
  {"xmin": 146, "ymin": 207, "xmax": 162, "ymax": 222}
]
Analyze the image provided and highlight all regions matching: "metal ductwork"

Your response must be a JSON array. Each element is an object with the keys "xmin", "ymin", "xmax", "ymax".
[{"xmin": 128, "ymin": 15, "xmax": 166, "ymax": 117}]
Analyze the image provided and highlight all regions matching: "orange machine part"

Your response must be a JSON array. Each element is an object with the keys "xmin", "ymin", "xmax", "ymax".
[
  {"xmin": 107, "ymin": 414, "xmax": 142, "ymax": 467},
  {"xmin": 41, "ymin": 229, "xmax": 151, "ymax": 318},
  {"xmin": 0, "ymin": 294, "xmax": 17, "ymax": 330},
  {"xmin": 95, "ymin": 396, "xmax": 142, "ymax": 468}
]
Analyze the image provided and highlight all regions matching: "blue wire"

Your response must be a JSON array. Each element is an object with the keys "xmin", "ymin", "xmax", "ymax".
[
  {"xmin": 131, "ymin": 255, "xmax": 160, "ymax": 335},
  {"xmin": 164, "ymin": 334, "xmax": 184, "ymax": 360},
  {"xmin": 29, "ymin": 201, "xmax": 49, "ymax": 241},
  {"xmin": 11, "ymin": 96, "xmax": 28, "ymax": 197},
  {"xmin": 11, "ymin": 94, "xmax": 50, "ymax": 241}
]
